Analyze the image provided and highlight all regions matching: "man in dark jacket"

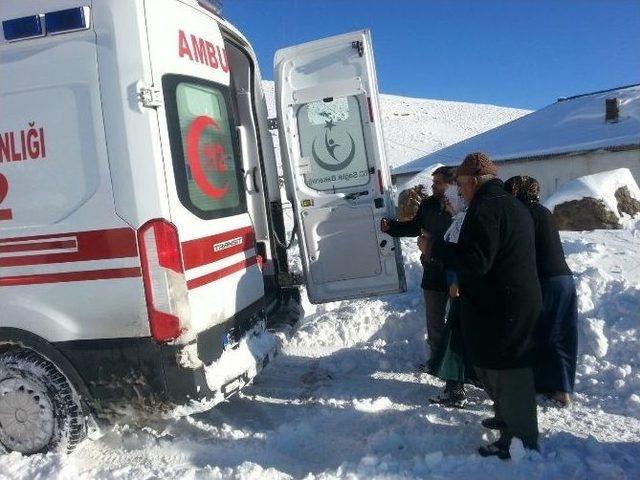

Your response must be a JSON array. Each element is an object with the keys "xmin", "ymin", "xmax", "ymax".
[
  {"xmin": 381, "ymin": 167, "xmax": 454, "ymax": 360},
  {"xmin": 419, "ymin": 153, "xmax": 542, "ymax": 459}
]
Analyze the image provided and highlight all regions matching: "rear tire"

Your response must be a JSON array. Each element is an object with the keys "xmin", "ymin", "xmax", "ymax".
[{"xmin": 0, "ymin": 349, "xmax": 86, "ymax": 454}]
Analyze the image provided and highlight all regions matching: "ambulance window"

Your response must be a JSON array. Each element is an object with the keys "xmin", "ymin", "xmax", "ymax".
[
  {"xmin": 296, "ymin": 96, "xmax": 371, "ymax": 192},
  {"xmin": 163, "ymin": 75, "xmax": 245, "ymax": 219}
]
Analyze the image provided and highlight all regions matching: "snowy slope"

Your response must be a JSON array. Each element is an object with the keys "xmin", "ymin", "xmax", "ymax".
[
  {"xmin": 2, "ymin": 223, "xmax": 639, "ymax": 479},
  {"xmin": 261, "ymin": 81, "xmax": 530, "ymax": 170}
]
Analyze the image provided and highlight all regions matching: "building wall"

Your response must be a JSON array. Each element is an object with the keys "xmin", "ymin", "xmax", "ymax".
[
  {"xmin": 497, "ymin": 149, "xmax": 640, "ymax": 200},
  {"xmin": 392, "ymin": 149, "xmax": 640, "ymax": 201}
]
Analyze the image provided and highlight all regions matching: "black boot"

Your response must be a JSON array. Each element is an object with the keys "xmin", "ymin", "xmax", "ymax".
[
  {"xmin": 429, "ymin": 381, "xmax": 467, "ymax": 408},
  {"xmin": 478, "ymin": 441, "xmax": 511, "ymax": 460},
  {"xmin": 481, "ymin": 417, "xmax": 507, "ymax": 430}
]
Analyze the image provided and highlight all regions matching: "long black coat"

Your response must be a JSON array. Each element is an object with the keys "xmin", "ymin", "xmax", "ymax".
[
  {"xmin": 387, "ymin": 195, "xmax": 451, "ymax": 292},
  {"xmin": 523, "ymin": 202, "xmax": 572, "ymax": 280},
  {"xmin": 431, "ymin": 179, "xmax": 542, "ymax": 369}
]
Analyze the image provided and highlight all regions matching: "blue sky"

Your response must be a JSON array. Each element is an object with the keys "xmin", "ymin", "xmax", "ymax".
[{"xmin": 223, "ymin": 0, "xmax": 640, "ymax": 110}]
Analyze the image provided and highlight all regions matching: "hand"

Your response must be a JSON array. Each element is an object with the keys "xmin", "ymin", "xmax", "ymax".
[
  {"xmin": 417, "ymin": 235, "xmax": 428, "ymax": 254},
  {"xmin": 444, "ymin": 198, "xmax": 454, "ymax": 216},
  {"xmin": 417, "ymin": 230, "xmax": 433, "ymax": 257},
  {"xmin": 380, "ymin": 218, "xmax": 391, "ymax": 232},
  {"xmin": 448, "ymin": 284, "xmax": 459, "ymax": 298}
]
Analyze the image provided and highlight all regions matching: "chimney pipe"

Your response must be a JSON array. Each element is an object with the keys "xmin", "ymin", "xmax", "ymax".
[{"xmin": 606, "ymin": 98, "xmax": 620, "ymax": 123}]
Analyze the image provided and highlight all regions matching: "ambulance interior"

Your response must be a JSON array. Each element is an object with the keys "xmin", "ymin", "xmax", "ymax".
[{"xmin": 223, "ymin": 34, "xmax": 294, "ymax": 315}]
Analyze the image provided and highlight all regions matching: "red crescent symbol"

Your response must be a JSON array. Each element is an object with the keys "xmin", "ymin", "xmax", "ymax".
[{"xmin": 186, "ymin": 115, "xmax": 230, "ymax": 200}]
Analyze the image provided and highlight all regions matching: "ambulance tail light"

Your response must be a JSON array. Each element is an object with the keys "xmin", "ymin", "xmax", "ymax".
[{"xmin": 138, "ymin": 219, "xmax": 191, "ymax": 342}]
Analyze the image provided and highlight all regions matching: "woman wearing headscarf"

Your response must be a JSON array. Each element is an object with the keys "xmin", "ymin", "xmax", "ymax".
[
  {"xmin": 427, "ymin": 184, "xmax": 478, "ymax": 408},
  {"xmin": 504, "ymin": 176, "xmax": 578, "ymax": 407}
]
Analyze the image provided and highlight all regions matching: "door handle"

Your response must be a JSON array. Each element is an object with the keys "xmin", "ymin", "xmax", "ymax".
[
  {"xmin": 344, "ymin": 190, "xmax": 369, "ymax": 201},
  {"xmin": 245, "ymin": 166, "xmax": 259, "ymax": 194}
]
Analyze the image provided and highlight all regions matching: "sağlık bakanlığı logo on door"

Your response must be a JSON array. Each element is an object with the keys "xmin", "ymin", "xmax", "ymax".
[{"xmin": 311, "ymin": 119, "xmax": 357, "ymax": 172}]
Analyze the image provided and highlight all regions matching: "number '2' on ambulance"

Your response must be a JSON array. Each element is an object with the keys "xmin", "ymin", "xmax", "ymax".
[{"xmin": 0, "ymin": 0, "xmax": 405, "ymax": 454}]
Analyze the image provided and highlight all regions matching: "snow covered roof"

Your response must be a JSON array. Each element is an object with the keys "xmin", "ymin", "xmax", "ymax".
[{"xmin": 393, "ymin": 84, "xmax": 640, "ymax": 176}]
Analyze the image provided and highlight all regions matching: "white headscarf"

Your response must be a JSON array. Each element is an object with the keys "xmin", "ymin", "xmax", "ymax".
[{"xmin": 443, "ymin": 185, "xmax": 467, "ymax": 244}]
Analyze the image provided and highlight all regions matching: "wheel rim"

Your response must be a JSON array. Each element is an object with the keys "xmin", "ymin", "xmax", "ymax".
[{"xmin": 0, "ymin": 377, "xmax": 55, "ymax": 454}]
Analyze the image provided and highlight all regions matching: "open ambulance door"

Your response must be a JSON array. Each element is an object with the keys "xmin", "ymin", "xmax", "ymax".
[{"xmin": 275, "ymin": 30, "xmax": 406, "ymax": 304}]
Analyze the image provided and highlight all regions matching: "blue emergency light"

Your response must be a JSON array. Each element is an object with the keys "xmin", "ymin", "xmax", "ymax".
[
  {"xmin": 2, "ymin": 15, "xmax": 44, "ymax": 42},
  {"xmin": 45, "ymin": 7, "xmax": 89, "ymax": 35},
  {"xmin": 3, "ymin": 7, "xmax": 90, "ymax": 42}
]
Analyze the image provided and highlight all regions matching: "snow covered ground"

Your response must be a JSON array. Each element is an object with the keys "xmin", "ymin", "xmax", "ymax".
[{"xmin": 2, "ymin": 221, "xmax": 639, "ymax": 479}]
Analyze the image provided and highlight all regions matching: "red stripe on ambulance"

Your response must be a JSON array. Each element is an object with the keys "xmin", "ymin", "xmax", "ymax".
[
  {"xmin": 186, "ymin": 256, "xmax": 258, "ymax": 290},
  {"xmin": 0, "ymin": 239, "xmax": 77, "ymax": 254},
  {"xmin": 0, "ymin": 228, "xmax": 138, "ymax": 267},
  {"xmin": 181, "ymin": 226, "xmax": 255, "ymax": 270},
  {"xmin": 0, "ymin": 267, "xmax": 141, "ymax": 287}
]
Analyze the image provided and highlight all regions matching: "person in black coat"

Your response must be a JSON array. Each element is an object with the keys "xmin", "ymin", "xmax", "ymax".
[
  {"xmin": 504, "ymin": 176, "xmax": 578, "ymax": 408},
  {"xmin": 419, "ymin": 153, "xmax": 542, "ymax": 460},
  {"xmin": 381, "ymin": 167, "xmax": 454, "ymax": 364}
]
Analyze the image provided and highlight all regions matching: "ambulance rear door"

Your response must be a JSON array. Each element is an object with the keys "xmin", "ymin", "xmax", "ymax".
[
  {"xmin": 275, "ymin": 30, "xmax": 406, "ymax": 304},
  {"xmin": 142, "ymin": 0, "xmax": 264, "ymax": 336}
]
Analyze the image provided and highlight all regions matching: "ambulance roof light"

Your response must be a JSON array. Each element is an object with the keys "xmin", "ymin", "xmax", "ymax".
[
  {"xmin": 2, "ymin": 15, "xmax": 44, "ymax": 42},
  {"xmin": 45, "ymin": 7, "xmax": 90, "ymax": 35}
]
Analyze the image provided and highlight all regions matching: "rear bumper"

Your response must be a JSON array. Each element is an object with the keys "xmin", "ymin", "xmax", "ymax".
[{"xmin": 54, "ymin": 301, "xmax": 276, "ymax": 415}]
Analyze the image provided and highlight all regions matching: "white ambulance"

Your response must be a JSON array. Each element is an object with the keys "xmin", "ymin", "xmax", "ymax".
[{"xmin": 0, "ymin": 0, "xmax": 405, "ymax": 454}]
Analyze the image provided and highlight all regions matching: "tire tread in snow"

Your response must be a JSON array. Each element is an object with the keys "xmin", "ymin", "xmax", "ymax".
[{"xmin": 0, "ymin": 349, "xmax": 86, "ymax": 454}]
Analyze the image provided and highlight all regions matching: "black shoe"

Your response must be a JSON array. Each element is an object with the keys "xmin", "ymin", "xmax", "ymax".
[
  {"xmin": 478, "ymin": 442, "xmax": 511, "ymax": 460},
  {"xmin": 429, "ymin": 390, "xmax": 468, "ymax": 408},
  {"xmin": 481, "ymin": 417, "xmax": 507, "ymax": 430},
  {"xmin": 416, "ymin": 362, "xmax": 429, "ymax": 372}
]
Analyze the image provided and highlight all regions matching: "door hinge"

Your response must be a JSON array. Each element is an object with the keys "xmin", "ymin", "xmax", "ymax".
[
  {"xmin": 138, "ymin": 83, "xmax": 163, "ymax": 108},
  {"xmin": 277, "ymin": 272, "xmax": 304, "ymax": 288},
  {"xmin": 267, "ymin": 117, "xmax": 279, "ymax": 130},
  {"xmin": 352, "ymin": 40, "xmax": 364, "ymax": 57}
]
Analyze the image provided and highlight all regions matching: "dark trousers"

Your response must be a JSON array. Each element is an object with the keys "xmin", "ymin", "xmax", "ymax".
[
  {"xmin": 535, "ymin": 275, "xmax": 578, "ymax": 394},
  {"xmin": 475, "ymin": 367, "xmax": 539, "ymax": 449},
  {"xmin": 428, "ymin": 299, "xmax": 477, "ymax": 385},
  {"xmin": 423, "ymin": 289, "xmax": 448, "ymax": 354}
]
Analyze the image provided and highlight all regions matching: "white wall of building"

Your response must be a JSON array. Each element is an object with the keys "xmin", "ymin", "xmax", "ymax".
[
  {"xmin": 393, "ymin": 148, "xmax": 640, "ymax": 201},
  {"xmin": 497, "ymin": 149, "xmax": 640, "ymax": 200}
]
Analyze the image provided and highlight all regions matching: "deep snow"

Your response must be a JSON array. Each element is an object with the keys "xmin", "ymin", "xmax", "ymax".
[
  {"xmin": 544, "ymin": 168, "xmax": 640, "ymax": 217},
  {"xmin": 2, "ymin": 222, "xmax": 639, "ymax": 479}
]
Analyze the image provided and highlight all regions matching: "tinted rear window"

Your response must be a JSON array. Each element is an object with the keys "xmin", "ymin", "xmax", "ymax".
[{"xmin": 163, "ymin": 75, "xmax": 246, "ymax": 219}]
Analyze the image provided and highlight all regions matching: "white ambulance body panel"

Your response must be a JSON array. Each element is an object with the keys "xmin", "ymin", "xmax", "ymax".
[
  {"xmin": 142, "ymin": 0, "xmax": 264, "ymax": 335},
  {"xmin": 0, "ymin": 1, "xmax": 147, "ymax": 342},
  {"xmin": 0, "ymin": 0, "xmax": 273, "ymax": 415}
]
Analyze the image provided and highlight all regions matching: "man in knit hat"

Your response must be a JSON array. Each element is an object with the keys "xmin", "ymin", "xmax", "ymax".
[{"xmin": 418, "ymin": 152, "xmax": 542, "ymax": 459}]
